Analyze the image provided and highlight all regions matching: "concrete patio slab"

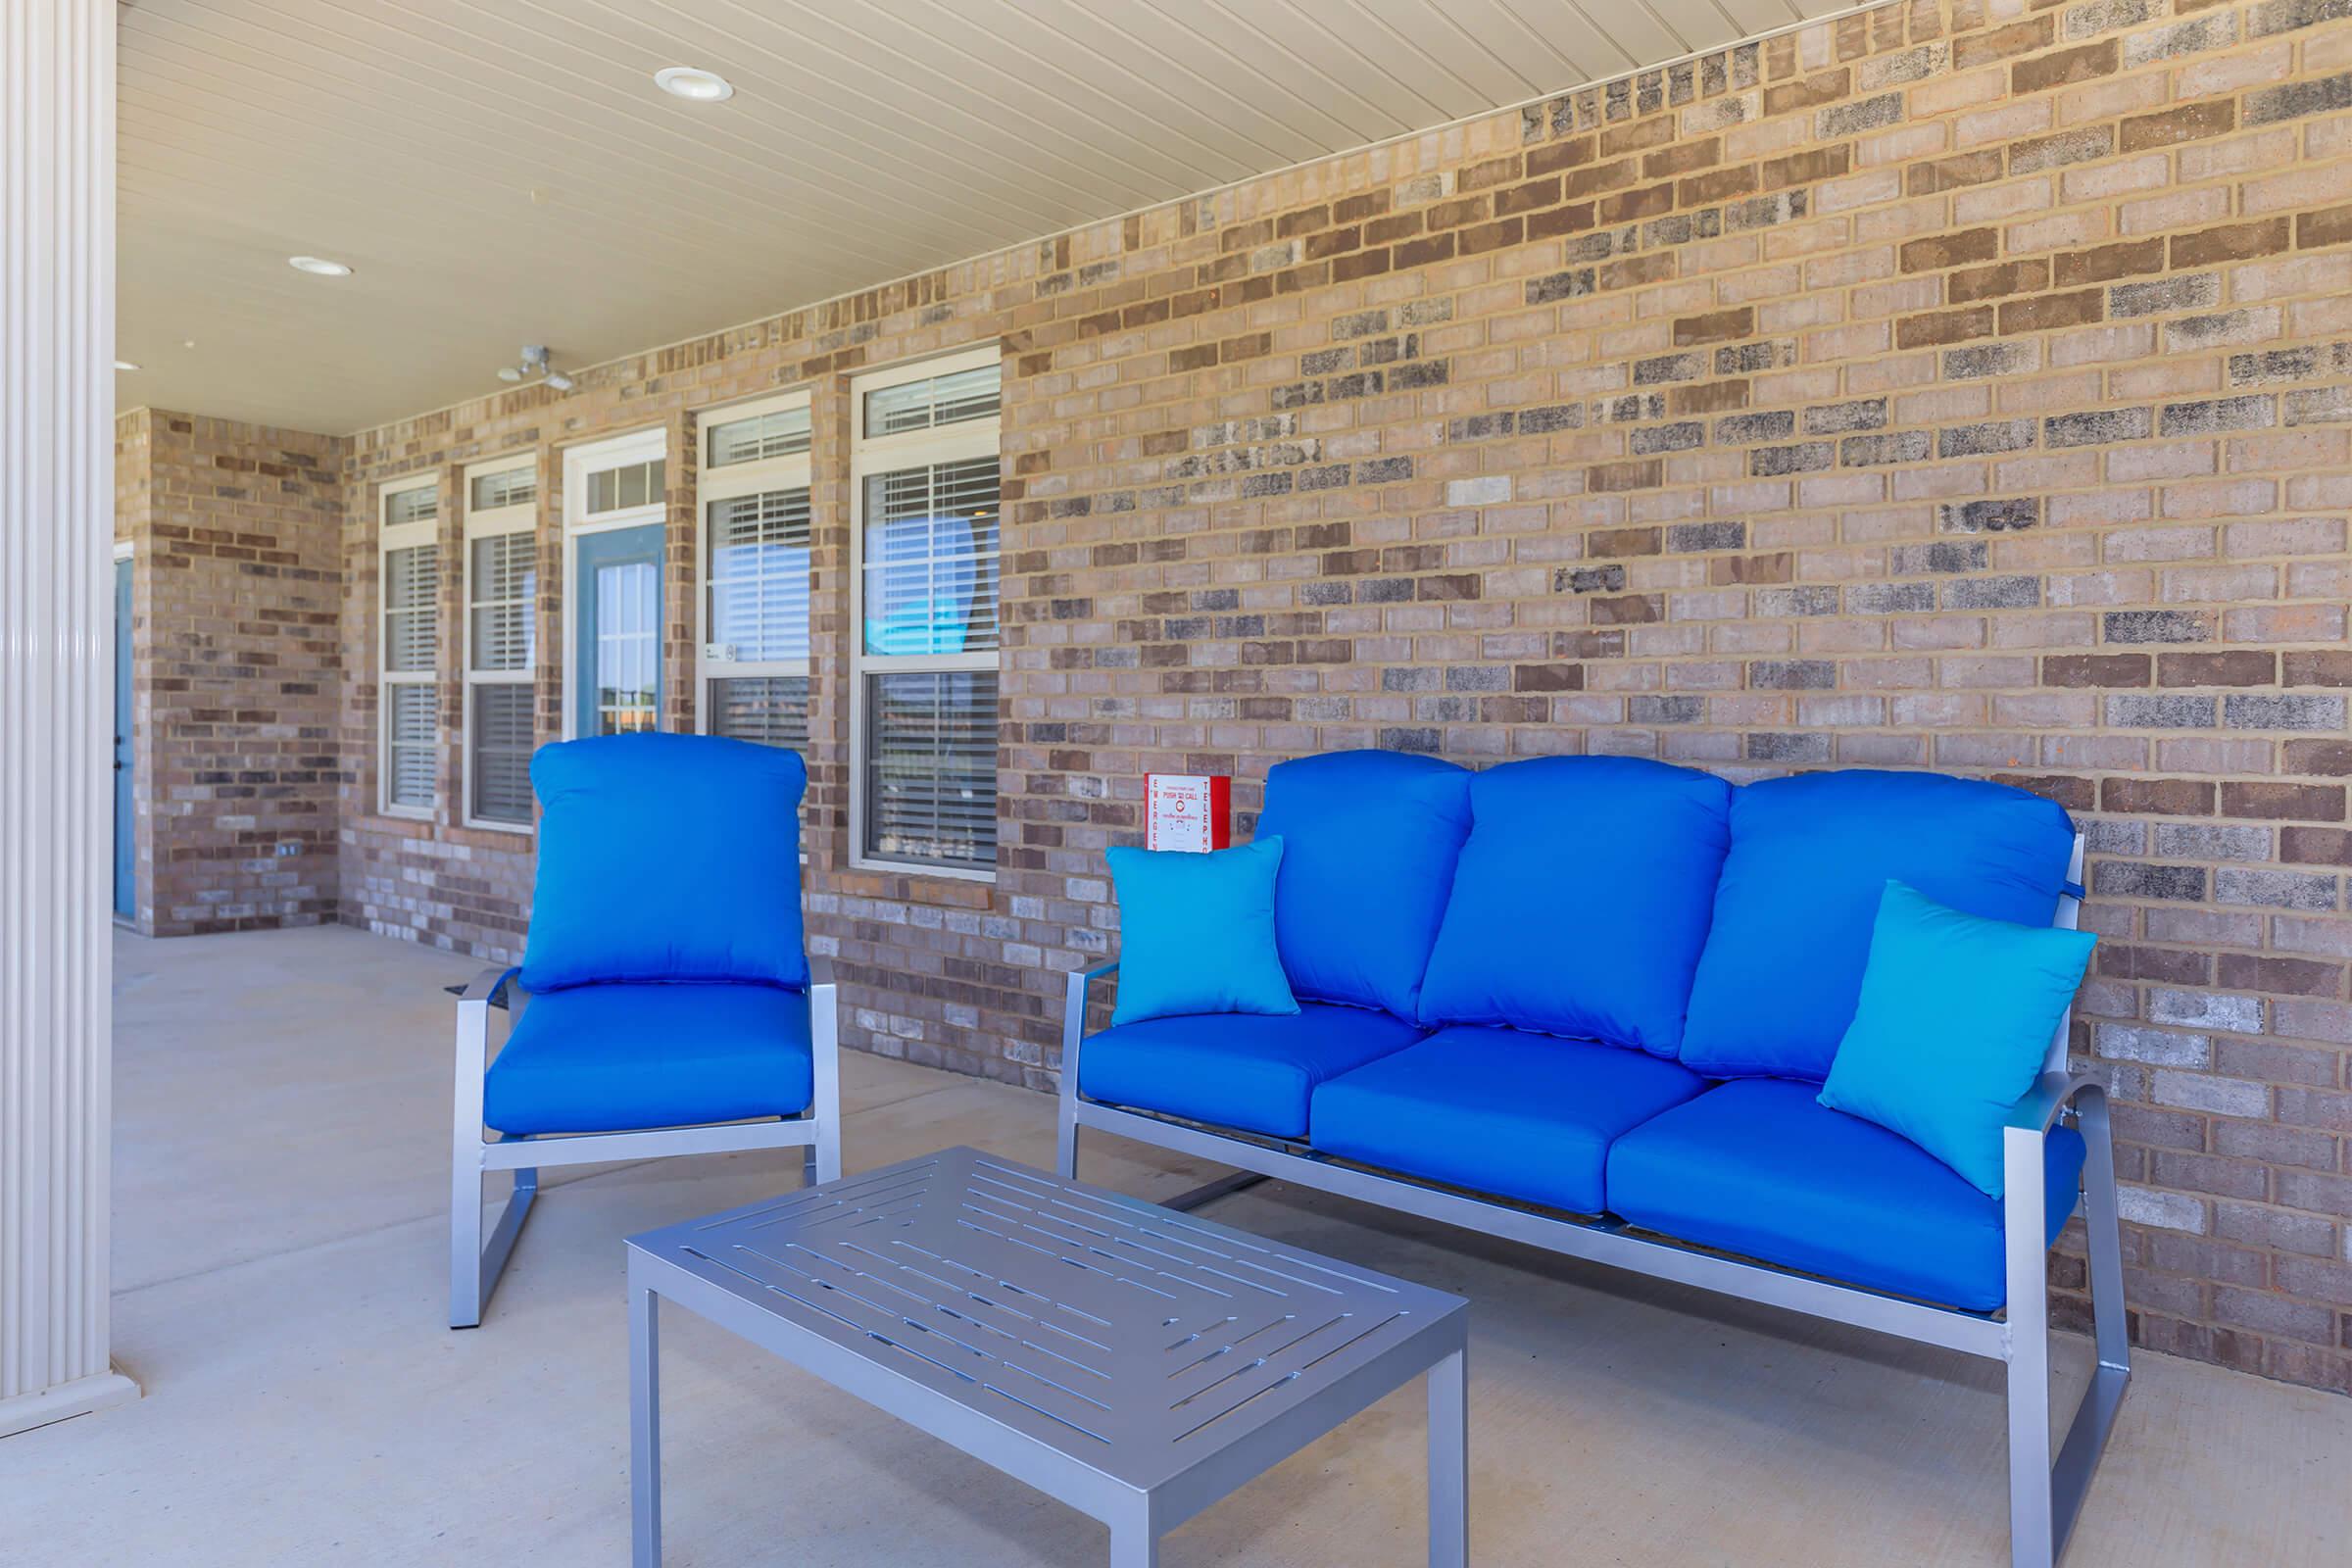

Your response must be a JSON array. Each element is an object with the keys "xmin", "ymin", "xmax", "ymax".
[{"xmin": 3, "ymin": 925, "xmax": 2345, "ymax": 1566}]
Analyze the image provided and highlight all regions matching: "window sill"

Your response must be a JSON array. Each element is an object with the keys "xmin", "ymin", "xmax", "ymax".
[{"xmin": 849, "ymin": 856, "xmax": 996, "ymax": 886}]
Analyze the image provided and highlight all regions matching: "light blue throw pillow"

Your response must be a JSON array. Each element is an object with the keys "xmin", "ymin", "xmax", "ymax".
[
  {"xmin": 1818, "ymin": 881, "xmax": 2096, "ymax": 1199},
  {"xmin": 1107, "ymin": 838, "xmax": 1298, "ymax": 1028}
]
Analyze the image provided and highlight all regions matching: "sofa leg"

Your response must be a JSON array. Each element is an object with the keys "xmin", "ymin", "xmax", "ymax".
[
  {"xmin": 2004, "ymin": 1311, "xmax": 2055, "ymax": 1568},
  {"xmin": 2079, "ymin": 1091, "xmax": 2131, "ymax": 1379},
  {"xmin": 2003, "ymin": 1125, "xmax": 2056, "ymax": 1568}
]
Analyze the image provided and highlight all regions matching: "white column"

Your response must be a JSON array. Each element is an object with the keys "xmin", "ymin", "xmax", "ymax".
[{"xmin": 0, "ymin": 0, "xmax": 137, "ymax": 1437}]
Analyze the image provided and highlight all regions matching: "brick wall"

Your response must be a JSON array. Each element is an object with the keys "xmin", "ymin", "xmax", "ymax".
[
  {"xmin": 114, "ymin": 409, "xmax": 347, "ymax": 936},
  {"xmin": 194, "ymin": 0, "xmax": 2348, "ymax": 1392}
]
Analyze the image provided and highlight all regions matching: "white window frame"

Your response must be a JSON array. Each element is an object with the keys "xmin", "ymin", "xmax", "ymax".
[
  {"xmin": 561, "ymin": 427, "xmax": 669, "ymax": 741},
  {"xmin": 848, "ymin": 343, "xmax": 1003, "ymax": 881},
  {"xmin": 461, "ymin": 457, "xmax": 538, "ymax": 833},
  {"xmin": 378, "ymin": 475, "xmax": 441, "ymax": 820},
  {"xmin": 695, "ymin": 389, "xmax": 813, "ymax": 744}
]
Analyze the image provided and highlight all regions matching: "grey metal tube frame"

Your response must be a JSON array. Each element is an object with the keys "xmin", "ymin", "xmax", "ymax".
[
  {"xmin": 449, "ymin": 956, "xmax": 842, "ymax": 1328},
  {"xmin": 1054, "ymin": 839, "xmax": 2130, "ymax": 1568}
]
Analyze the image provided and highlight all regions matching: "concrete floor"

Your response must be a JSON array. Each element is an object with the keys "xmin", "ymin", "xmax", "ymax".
[{"xmin": 1, "ymin": 928, "xmax": 2345, "ymax": 1566}]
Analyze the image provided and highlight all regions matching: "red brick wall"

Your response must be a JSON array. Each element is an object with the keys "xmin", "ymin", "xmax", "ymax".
[
  {"xmin": 115, "ymin": 410, "xmax": 346, "ymax": 935},
  {"xmin": 144, "ymin": 0, "xmax": 2352, "ymax": 1391}
]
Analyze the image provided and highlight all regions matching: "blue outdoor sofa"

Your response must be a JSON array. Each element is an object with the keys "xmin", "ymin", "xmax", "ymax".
[{"xmin": 1058, "ymin": 752, "xmax": 2128, "ymax": 1568}]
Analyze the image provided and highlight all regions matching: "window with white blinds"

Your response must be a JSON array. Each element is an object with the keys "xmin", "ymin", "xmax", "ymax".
[
  {"xmin": 378, "ymin": 478, "xmax": 440, "ymax": 816},
  {"xmin": 464, "ymin": 463, "xmax": 536, "ymax": 828},
  {"xmin": 849, "ymin": 348, "xmax": 1003, "ymax": 876},
  {"xmin": 468, "ymin": 683, "xmax": 535, "ymax": 826},
  {"xmin": 699, "ymin": 393, "xmax": 814, "ymax": 761}
]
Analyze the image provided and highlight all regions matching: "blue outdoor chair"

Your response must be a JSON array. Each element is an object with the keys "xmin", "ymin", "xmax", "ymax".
[{"xmin": 448, "ymin": 732, "xmax": 840, "ymax": 1328}]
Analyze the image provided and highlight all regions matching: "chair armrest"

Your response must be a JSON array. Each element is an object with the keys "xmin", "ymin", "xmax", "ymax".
[
  {"xmin": 1059, "ymin": 959, "xmax": 1119, "ymax": 1103},
  {"xmin": 2005, "ymin": 1071, "xmax": 2101, "ymax": 1140},
  {"xmin": 1061, "ymin": 959, "xmax": 1119, "ymax": 1044},
  {"xmin": 808, "ymin": 954, "xmax": 836, "ymax": 991},
  {"xmin": 457, "ymin": 965, "xmax": 518, "ymax": 1008},
  {"xmin": 1064, "ymin": 959, "xmax": 1119, "ymax": 1021}
]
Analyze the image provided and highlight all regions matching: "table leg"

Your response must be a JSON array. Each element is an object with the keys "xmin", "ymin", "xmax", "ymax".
[
  {"xmin": 631, "ymin": 1283, "xmax": 662, "ymax": 1567},
  {"xmin": 1428, "ymin": 1348, "xmax": 1467, "ymax": 1568},
  {"xmin": 1109, "ymin": 1494, "xmax": 1158, "ymax": 1567}
]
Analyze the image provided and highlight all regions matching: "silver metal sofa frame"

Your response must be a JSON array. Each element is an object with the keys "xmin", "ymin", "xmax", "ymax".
[
  {"xmin": 449, "ymin": 956, "xmax": 843, "ymax": 1328},
  {"xmin": 1055, "ymin": 838, "xmax": 2128, "ymax": 1568}
]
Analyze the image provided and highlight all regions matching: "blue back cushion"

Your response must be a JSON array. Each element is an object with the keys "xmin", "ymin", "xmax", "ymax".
[
  {"xmin": 1254, "ymin": 750, "xmax": 1473, "ymax": 1020},
  {"xmin": 1417, "ymin": 757, "xmax": 1733, "ymax": 1056},
  {"xmin": 1679, "ymin": 769, "xmax": 2077, "ymax": 1082},
  {"xmin": 520, "ymin": 733, "xmax": 810, "ymax": 992}
]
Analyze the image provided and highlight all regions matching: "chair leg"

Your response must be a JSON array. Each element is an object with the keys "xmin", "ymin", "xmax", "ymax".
[
  {"xmin": 1055, "ymin": 1106, "xmax": 1079, "ymax": 1181},
  {"xmin": 450, "ymin": 1144, "xmax": 484, "ymax": 1330}
]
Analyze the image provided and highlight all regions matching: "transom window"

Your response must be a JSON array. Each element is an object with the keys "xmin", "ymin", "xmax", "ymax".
[
  {"xmin": 463, "ymin": 460, "xmax": 537, "ymax": 829},
  {"xmin": 699, "ymin": 392, "xmax": 812, "ymax": 757},
  {"xmin": 849, "ymin": 347, "xmax": 1002, "ymax": 877},
  {"xmin": 708, "ymin": 404, "xmax": 812, "ymax": 468},
  {"xmin": 378, "ymin": 477, "xmax": 440, "ymax": 817},
  {"xmin": 583, "ymin": 457, "xmax": 665, "ymax": 515}
]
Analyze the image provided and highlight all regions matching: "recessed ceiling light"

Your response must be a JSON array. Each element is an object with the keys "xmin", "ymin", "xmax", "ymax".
[
  {"xmin": 654, "ymin": 66, "xmax": 733, "ymax": 103},
  {"xmin": 288, "ymin": 255, "xmax": 353, "ymax": 276},
  {"xmin": 114, "ymin": 359, "xmax": 139, "ymax": 371}
]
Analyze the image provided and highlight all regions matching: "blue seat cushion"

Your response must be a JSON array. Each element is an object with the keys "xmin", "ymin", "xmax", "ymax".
[
  {"xmin": 1077, "ymin": 1004, "xmax": 1424, "ymax": 1140},
  {"xmin": 1310, "ymin": 1026, "xmax": 1710, "ymax": 1214},
  {"xmin": 1680, "ymin": 769, "xmax": 2077, "ymax": 1082},
  {"xmin": 1417, "ymin": 757, "xmax": 1733, "ymax": 1055},
  {"xmin": 521, "ymin": 733, "xmax": 810, "ymax": 992},
  {"xmin": 1604, "ymin": 1078, "xmax": 2088, "ymax": 1312},
  {"xmin": 1254, "ymin": 750, "xmax": 1473, "ymax": 1020},
  {"xmin": 484, "ymin": 983, "xmax": 814, "ymax": 1136}
]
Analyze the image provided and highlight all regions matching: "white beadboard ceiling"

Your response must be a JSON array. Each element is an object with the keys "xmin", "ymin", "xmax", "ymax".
[{"xmin": 119, "ymin": 0, "xmax": 1844, "ymax": 435}]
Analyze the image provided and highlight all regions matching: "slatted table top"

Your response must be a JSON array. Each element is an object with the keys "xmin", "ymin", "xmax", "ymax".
[{"xmin": 626, "ymin": 1146, "xmax": 1466, "ymax": 1495}]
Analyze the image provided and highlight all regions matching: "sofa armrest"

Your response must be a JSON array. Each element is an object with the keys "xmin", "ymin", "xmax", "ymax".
[{"xmin": 2005, "ymin": 1070, "xmax": 2100, "ymax": 1140}]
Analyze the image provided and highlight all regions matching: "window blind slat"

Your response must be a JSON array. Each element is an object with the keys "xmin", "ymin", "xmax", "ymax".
[
  {"xmin": 386, "ymin": 487, "xmax": 439, "ymax": 526},
  {"xmin": 709, "ymin": 675, "xmax": 809, "ymax": 752},
  {"xmin": 709, "ymin": 488, "xmax": 811, "ymax": 662},
  {"xmin": 386, "ymin": 683, "xmax": 436, "ymax": 808},
  {"xmin": 468, "ymin": 468, "xmax": 535, "ymax": 512},
  {"xmin": 864, "ymin": 670, "xmax": 997, "ymax": 871},
  {"xmin": 468, "ymin": 684, "xmax": 534, "ymax": 824},
  {"xmin": 864, "ymin": 363, "xmax": 1002, "ymax": 436},
  {"xmin": 384, "ymin": 544, "xmax": 439, "ymax": 671},
  {"xmin": 861, "ymin": 458, "xmax": 1000, "ymax": 656},
  {"xmin": 468, "ymin": 532, "xmax": 536, "ymax": 671},
  {"xmin": 710, "ymin": 407, "xmax": 811, "ymax": 466}
]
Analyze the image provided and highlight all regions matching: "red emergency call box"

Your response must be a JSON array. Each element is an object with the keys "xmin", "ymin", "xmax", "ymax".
[{"xmin": 1145, "ymin": 773, "xmax": 1231, "ymax": 853}]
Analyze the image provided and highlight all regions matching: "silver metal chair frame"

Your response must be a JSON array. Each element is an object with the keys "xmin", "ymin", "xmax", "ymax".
[
  {"xmin": 1056, "ymin": 836, "xmax": 2128, "ymax": 1568},
  {"xmin": 450, "ymin": 956, "xmax": 842, "ymax": 1328}
]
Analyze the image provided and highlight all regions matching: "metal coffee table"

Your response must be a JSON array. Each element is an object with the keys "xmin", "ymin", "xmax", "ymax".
[{"xmin": 625, "ymin": 1146, "xmax": 1469, "ymax": 1566}]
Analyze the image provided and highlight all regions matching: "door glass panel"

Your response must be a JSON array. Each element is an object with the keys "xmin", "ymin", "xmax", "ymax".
[{"xmin": 573, "ymin": 524, "xmax": 663, "ymax": 737}]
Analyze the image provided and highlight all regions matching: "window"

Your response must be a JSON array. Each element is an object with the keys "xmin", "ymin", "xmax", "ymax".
[
  {"xmin": 699, "ymin": 393, "xmax": 812, "ymax": 759},
  {"xmin": 464, "ymin": 460, "xmax": 537, "ymax": 829},
  {"xmin": 562, "ymin": 430, "xmax": 668, "ymax": 739},
  {"xmin": 378, "ymin": 477, "xmax": 440, "ymax": 816},
  {"xmin": 850, "ymin": 347, "xmax": 1002, "ymax": 876}
]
